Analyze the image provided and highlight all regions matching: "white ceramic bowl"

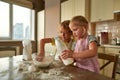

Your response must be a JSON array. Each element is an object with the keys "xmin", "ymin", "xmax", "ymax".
[{"xmin": 33, "ymin": 56, "xmax": 53, "ymax": 68}]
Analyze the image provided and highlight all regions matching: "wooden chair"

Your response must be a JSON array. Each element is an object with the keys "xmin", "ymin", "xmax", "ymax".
[
  {"xmin": 0, "ymin": 46, "xmax": 17, "ymax": 57},
  {"xmin": 98, "ymin": 53, "xmax": 119, "ymax": 79}
]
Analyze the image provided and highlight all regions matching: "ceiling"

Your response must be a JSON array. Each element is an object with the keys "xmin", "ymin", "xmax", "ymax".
[
  {"xmin": 28, "ymin": 0, "xmax": 68, "ymax": 12},
  {"xmin": 1, "ymin": 0, "xmax": 68, "ymax": 12},
  {"xmin": 27, "ymin": 0, "xmax": 68, "ymax": 3}
]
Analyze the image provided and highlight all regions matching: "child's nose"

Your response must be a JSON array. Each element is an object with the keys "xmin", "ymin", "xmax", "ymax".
[
  {"xmin": 61, "ymin": 33, "xmax": 65, "ymax": 36},
  {"xmin": 73, "ymin": 32, "xmax": 76, "ymax": 35}
]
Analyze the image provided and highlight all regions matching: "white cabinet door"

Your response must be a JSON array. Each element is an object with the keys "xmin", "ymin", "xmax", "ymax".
[
  {"xmin": 74, "ymin": 0, "xmax": 85, "ymax": 16},
  {"xmin": 61, "ymin": 0, "xmax": 75, "ymax": 22},
  {"xmin": 61, "ymin": 0, "xmax": 85, "ymax": 22},
  {"xmin": 91, "ymin": 0, "xmax": 114, "ymax": 22},
  {"xmin": 91, "ymin": 0, "xmax": 102, "ymax": 22},
  {"xmin": 114, "ymin": 0, "xmax": 120, "ymax": 11}
]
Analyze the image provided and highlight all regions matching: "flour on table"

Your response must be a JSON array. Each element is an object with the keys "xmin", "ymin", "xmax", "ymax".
[{"xmin": 39, "ymin": 68, "xmax": 72, "ymax": 80}]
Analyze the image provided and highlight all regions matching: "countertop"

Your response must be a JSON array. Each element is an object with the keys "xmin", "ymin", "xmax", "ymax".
[{"xmin": 99, "ymin": 44, "xmax": 120, "ymax": 48}]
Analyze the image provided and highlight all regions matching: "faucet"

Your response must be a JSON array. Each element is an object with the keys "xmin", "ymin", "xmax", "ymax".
[
  {"xmin": 112, "ymin": 38, "xmax": 120, "ymax": 45},
  {"xmin": 111, "ymin": 38, "xmax": 117, "ymax": 45}
]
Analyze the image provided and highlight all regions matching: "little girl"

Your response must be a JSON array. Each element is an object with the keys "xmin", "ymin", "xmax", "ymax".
[
  {"xmin": 61, "ymin": 16, "xmax": 99, "ymax": 73},
  {"xmin": 36, "ymin": 20, "xmax": 75, "ymax": 61}
]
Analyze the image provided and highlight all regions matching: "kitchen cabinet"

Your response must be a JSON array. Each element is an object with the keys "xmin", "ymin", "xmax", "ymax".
[
  {"xmin": 74, "ymin": 0, "xmax": 85, "ymax": 16},
  {"xmin": 104, "ymin": 47, "xmax": 120, "ymax": 78},
  {"xmin": 61, "ymin": 0, "xmax": 85, "ymax": 22},
  {"xmin": 97, "ymin": 47, "xmax": 105, "ymax": 74},
  {"xmin": 98, "ymin": 46, "xmax": 120, "ymax": 79},
  {"xmin": 105, "ymin": 47, "xmax": 120, "ymax": 54},
  {"xmin": 61, "ymin": 0, "xmax": 75, "ymax": 21},
  {"xmin": 91, "ymin": 0, "xmax": 114, "ymax": 22},
  {"xmin": 98, "ymin": 47, "xmax": 105, "ymax": 53},
  {"xmin": 114, "ymin": 0, "xmax": 120, "ymax": 11}
]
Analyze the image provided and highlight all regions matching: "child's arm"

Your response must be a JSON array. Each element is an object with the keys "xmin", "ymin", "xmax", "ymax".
[
  {"xmin": 36, "ymin": 38, "xmax": 53, "ymax": 61},
  {"xmin": 73, "ymin": 41, "xmax": 97, "ymax": 59},
  {"xmin": 61, "ymin": 41, "xmax": 97, "ymax": 59}
]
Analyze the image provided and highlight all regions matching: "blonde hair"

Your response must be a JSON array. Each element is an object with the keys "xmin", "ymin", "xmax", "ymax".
[
  {"xmin": 71, "ymin": 15, "xmax": 88, "ymax": 30},
  {"xmin": 60, "ymin": 20, "xmax": 72, "ymax": 34}
]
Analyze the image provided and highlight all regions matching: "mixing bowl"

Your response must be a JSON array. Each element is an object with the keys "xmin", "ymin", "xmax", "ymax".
[{"xmin": 33, "ymin": 56, "xmax": 53, "ymax": 68}]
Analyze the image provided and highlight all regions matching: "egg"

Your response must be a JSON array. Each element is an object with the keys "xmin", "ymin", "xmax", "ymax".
[
  {"xmin": 17, "ymin": 63, "xmax": 25, "ymax": 71},
  {"xmin": 28, "ymin": 65, "xmax": 36, "ymax": 72}
]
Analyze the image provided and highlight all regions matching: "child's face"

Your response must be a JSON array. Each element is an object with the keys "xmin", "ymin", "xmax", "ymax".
[
  {"xmin": 59, "ymin": 26, "xmax": 72, "ymax": 42},
  {"xmin": 69, "ymin": 22, "xmax": 85, "ymax": 40}
]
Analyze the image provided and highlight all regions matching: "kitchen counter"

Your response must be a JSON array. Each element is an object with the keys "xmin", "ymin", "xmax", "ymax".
[
  {"xmin": 0, "ymin": 55, "xmax": 114, "ymax": 80},
  {"xmin": 99, "ymin": 44, "xmax": 120, "ymax": 48}
]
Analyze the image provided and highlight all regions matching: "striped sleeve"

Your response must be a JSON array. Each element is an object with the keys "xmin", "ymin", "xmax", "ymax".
[{"xmin": 88, "ymin": 35, "xmax": 97, "ymax": 43}]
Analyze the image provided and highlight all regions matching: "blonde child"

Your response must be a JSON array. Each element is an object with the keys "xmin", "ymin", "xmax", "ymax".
[
  {"xmin": 36, "ymin": 20, "xmax": 75, "ymax": 61},
  {"xmin": 61, "ymin": 16, "xmax": 99, "ymax": 73}
]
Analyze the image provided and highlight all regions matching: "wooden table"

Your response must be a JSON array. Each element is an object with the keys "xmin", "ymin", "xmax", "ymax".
[{"xmin": 0, "ymin": 55, "xmax": 114, "ymax": 80}]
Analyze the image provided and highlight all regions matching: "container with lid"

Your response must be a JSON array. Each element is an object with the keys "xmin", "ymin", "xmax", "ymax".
[{"xmin": 100, "ymin": 32, "xmax": 109, "ymax": 44}]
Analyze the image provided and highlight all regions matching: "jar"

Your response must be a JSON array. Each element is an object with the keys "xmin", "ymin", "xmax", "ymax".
[{"xmin": 100, "ymin": 32, "xmax": 109, "ymax": 44}]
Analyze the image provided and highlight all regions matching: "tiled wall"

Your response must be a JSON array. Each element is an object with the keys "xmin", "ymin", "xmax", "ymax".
[{"xmin": 96, "ymin": 21, "xmax": 120, "ymax": 44}]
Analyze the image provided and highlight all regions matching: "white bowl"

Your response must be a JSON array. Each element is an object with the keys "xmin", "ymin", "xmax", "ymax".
[{"xmin": 33, "ymin": 56, "xmax": 53, "ymax": 68}]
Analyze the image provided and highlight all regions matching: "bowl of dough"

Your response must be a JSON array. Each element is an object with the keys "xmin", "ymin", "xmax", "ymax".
[{"xmin": 33, "ymin": 56, "xmax": 53, "ymax": 68}]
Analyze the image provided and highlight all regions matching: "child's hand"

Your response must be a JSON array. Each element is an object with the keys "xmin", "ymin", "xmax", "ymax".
[
  {"xmin": 36, "ymin": 54, "xmax": 44, "ymax": 61},
  {"xmin": 61, "ymin": 50, "xmax": 73, "ymax": 59},
  {"xmin": 58, "ymin": 56, "xmax": 62, "ymax": 61}
]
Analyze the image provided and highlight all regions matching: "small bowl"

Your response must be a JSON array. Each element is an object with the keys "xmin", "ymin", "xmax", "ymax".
[{"xmin": 33, "ymin": 56, "xmax": 53, "ymax": 68}]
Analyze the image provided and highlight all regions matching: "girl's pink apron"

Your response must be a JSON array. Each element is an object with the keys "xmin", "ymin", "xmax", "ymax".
[{"xmin": 74, "ymin": 36, "xmax": 99, "ymax": 73}]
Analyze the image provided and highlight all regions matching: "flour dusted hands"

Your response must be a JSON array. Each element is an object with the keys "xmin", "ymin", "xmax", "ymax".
[
  {"xmin": 36, "ymin": 53, "xmax": 44, "ymax": 61},
  {"xmin": 34, "ymin": 56, "xmax": 53, "ymax": 68},
  {"xmin": 60, "ymin": 50, "xmax": 74, "ymax": 66},
  {"xmin": 61, "ymin": 50, "xmax": 73, "ymax": 59}
]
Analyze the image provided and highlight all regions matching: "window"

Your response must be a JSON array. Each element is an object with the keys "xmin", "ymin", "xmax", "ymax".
[
  {"xmin": 0, "ymin": 1, "xmax": 10, "ymax": 38},
  {"xmin": 13, "ymin": 5, "xmax": 35, "ymax": 40},
  {"xmin": 0, "ymin": 1, "xmax": 35, "ymax": 40}
]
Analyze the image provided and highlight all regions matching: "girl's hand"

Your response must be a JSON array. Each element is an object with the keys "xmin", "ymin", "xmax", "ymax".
[
  {"xmin": 61, "ymin": 50, "xmax": 73, "ymax": 59},
  {"xmin": 36, "ymin": 53, "xmax": 44, "ymax": 61},
  {"xmin": 59, "ymin": 56, "xmax": 62, "ymax": 61}
]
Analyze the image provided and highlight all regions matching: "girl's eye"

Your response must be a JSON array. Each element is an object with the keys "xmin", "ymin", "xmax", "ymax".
[
  {"xmin": 73, "ymin": 28, "xmax": 77, "ymax": 31},
  {"xmin": 60, "ymin": 31, "xmax": 63, "ymax": 34},
  {"xmin": 60, "ymin": 31, "xmax": 69, "ymax": 34}
]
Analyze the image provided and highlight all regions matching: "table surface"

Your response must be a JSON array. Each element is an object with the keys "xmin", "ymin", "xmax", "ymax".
[{"xmin": 0, "ymin": 55, "xmax": 114, "ymax": 80}]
